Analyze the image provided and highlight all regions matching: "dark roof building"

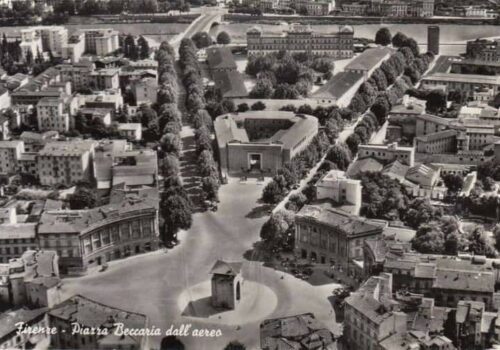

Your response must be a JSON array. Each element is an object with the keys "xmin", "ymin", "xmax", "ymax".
[
  {"xmin": 206, "ymin": 47, "xmax": 238, "ymax": 72},
  {"xmin": 49, "ymin": 295, "xmax": 149, "ymax": 350},
  {"xmin": 260, "ymin": 313, "xmax": 336, "ymax": 350},
  {"xmin": 212, "ymin": 70, "xmax": 248, "ymax": 98}
]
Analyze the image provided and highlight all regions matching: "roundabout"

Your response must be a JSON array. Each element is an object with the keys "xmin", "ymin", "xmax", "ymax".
[{"xmin": 177, "ymin": 279, "xmax": 278, "ymax": 325}]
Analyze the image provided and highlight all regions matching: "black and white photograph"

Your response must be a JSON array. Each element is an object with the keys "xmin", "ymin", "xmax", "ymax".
[{"xmin": 0, "ymin": 0, "xmax": 499, "ymax": 349}]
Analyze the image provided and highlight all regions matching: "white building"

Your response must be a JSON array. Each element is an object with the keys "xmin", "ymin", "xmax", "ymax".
[
  {"xmin": 20, "ymin": 26, "xmax": 68, "ymax": 58},
  {"xmin": 80, "ymin": 29, "xmax": 120, "ymax": 56},
  {"xmin": 62, "ymin": 32, "xmax": 85, "ymax": 63},
  {"xmin": 118, "ymin": 123, "xmax": 142, "ymax": 141},
  {"xmin": 315, "ymin": 169, "xmax": 362, "ymax": 215},
  {"xmin": 36, "ymin": 97, "xmax": 69, "ymax": 133}
]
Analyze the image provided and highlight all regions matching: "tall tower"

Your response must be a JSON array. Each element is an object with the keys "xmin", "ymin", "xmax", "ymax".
[{"xmin": 427, "ymin": 26, "xmax": 440, "ymax": 55}]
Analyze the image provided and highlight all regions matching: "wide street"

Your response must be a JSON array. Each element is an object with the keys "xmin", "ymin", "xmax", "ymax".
[{"xmin": 60, "ymin": 179, "xmax": 340, "ymax": 349}]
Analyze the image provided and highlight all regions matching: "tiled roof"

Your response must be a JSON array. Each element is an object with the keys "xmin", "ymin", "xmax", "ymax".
[
  {"xmin": 415, "ymin": 129, "xmax": 457, "ymax": 142},
  {"xmin": 49, "ymin": 294, "xmax": 147, "ymax": 344},
  {"xmin": 210, "ymin": 260, "xmax": 242, "ymax": 276},
  {"xmin": 0, "ymin": 308, "xmax": 48, "ymax": 339},
  {"xmin": 312, "ymin": 71, "xmax": 364, "ymax": 100},
  {"xmin": 212, "ymin": 70, "xmax": 248, "ymax": 98},
  {"xmin": 297, "ymin": 205, "xmax": 382, "ymax": 236},
  {"xmin": 346, "ymin": 157, "xmax": 384, "ymax": 178},
  {"xmin": 214, "ymin": 111, "xmax": 317, "ymax": 150},
  {"xmin": 38, "ymin": 140, "xmax": 97, "ymax": 157},
  {"xmin": 423, "ymin": 73, "xmax": 500, "ymax": 85},
  {"xmin": 344, "ymin": 46, "xmax": 393, "ymax": 72},
  {"xmin": 432, "ymin": 269, "xmax": 495, "ymax": 293},
  {"xmin": 206, "ymin": 47, "xmax": 237, "ymax": 71}
]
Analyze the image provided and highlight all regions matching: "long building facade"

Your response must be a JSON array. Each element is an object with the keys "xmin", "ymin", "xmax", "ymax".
[{"xmin": 247, "ymin": 24, "xmax": 354, "ymax": 58}]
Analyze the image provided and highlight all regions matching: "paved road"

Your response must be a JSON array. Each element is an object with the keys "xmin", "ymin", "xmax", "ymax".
[{"xmin": 60, "ymin": 180, "xmax": 340, "ymax": 349}]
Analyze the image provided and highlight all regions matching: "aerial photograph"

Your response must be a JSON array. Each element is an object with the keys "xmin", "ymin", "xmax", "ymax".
[{"xmin": 0, "ymin": 0, "xmax": 499, "ymax": 349}]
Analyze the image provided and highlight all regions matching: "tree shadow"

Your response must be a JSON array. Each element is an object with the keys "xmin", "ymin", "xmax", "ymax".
[
  {"xmin": 245, "ymin": 204, "xmax": 272, "ymax": 219},
  {"xmin": 181, "ymin": 296, "xmax": 231, "ymax": 318}
]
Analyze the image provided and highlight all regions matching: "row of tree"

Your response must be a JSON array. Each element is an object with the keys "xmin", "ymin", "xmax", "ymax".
[
  {"xmin": 155, "ymin": 41, "xmax": 193, "ymax": 244},
  {"xmin": 55, "ymin": 0, "xmax": 190, "ymax": 16},
  {"xmin": 345, "ymin": 46, "xmax": 435, "ymax": 155},
  {"xmin": 178, "ymin": 38, "xmax": 221, "ymax": 203}
]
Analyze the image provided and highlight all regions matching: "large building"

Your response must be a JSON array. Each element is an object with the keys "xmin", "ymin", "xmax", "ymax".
[
  {"xmin": 357, "ymin": 142, "xmax": 415, "ymax": 166},
  {"xmin": 214, "ymin": 111, "xmax": 318, "ymax": 174},
  {"xmin": 37, "ymin": 189, "xmax": 160, "ymax": 275},
  {"xmin": 48, "ymin": 294, "xmax": 150, "ymax": 350},
  {"xmin": 0, "ymin": 140, "xmax": 24, "ymax": 174},
  {"xmin": 79, "ymin": 29, "xmax": 120, "ymax": 56},
  {"xmin": 421, "ymin": 73, "xmax": 500, "ymax": 98},
  {"xmin": 295, "ymin": 204, "xmax": 383, "ymax": 271},
  {"xmin": 20, "ymin": 26, "xmax": 69, "ymax": 58},
  {"xmin": 466, "ymin": 38, "xmax": 500, "ymax": 62},
  {"xmin": 247, "ymin": 24, "xmax": 354, "ymax": 58},
  {"xmin": 342, "ymin": 0, "xmax": 434, "ymax": 17}
]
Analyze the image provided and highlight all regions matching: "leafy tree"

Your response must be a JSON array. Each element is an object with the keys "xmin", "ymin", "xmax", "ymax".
[
  {"xmin": 161, "ymin": 154, "xmax": 180, "ymax": 177},
  {"xmin": 260, "ymin": 210, "xmax": 295, "ymax": 248},
  {"xmin": 192, "ymin": 109, "xmax": 213, "ymax": 130},
  {"xmin": 392, "ymin": 32, "xmax": 408, "ymax": 48},
  {"xmin": 224, "ymin": 341, "xmax": 246, "ymax": 350},
  {"xmin": 412, "ymin": 224, "xmax": 445, "ymax": 254},
  {"xmin": 311, "ymin": 57, "xmax": 334, "ymax": 73},
  {"xmin": 262, "ymin": 181, "xmax": 285, "ymax": 204},
  {"xmin": 160, "ymin": 194, "xmax": 192, "ymax": 242},
  {"xmin": 237, "ymin": 103, "xmax": 249, "ymax": 112},
  {"xmin": 69, "ymin": 186, "xmax": 98, "ymax": 209},
  {"xmin": 161, "ymin": 336, "xmax": 185, "ymax": 350},
  {"xmin": 216, "ymin": 31, "xmax": 231, "ymax": 45},
  {"xmin": 250, "ymin": 78, "xmax": 274, "ymax": 98},
  {"xmin": 346, "ymin": 133, "xmax": 361, "ymax": 155},
  {"xmin": 494, "ymin": 225, "xmax": 500, "ymax": 252},
  {"xmin": 191, "ymin": 31, "xmax": 212, "ymax": 49},
  {"xmin": 251, "ymin": 101, "xmax": 266, "ymax": 111},
  {"xmin": 201, "ymin": 175, "xmax": 219, "ymax": 202},
  {"xmin": 137, "ymin": 36, "xmax": 150, "ymax": 59},
  {"xmin": 124, "ymin": 34, "xmax": 139, "ymax": 60},
  {"xmin": 469, "ymin": 227, "xmax": 497, "ymax": 258},
  {"xmin": 426, "ymin": 89, "xmax": 447, "ymax": 114},
  {"xmin": 375, "ymin": 27, "xmax": 392, "ymax": 46},
  {"xmin": 160, "ymin": 133, "xmax": 182, "ymax": 156},
  {"xmin": 443, "ymin": 173, "xmax": 464, "ymax": 193},
  {"xmin": 404, "ymin": 198, "xmax": 442, "ymax": 229},
  {"xmin": 285, "ymin": 193, "xmax": 307, "ymax": 212},
  {"xmin": 325, "ymin": 144, "xmax": 351, "ymax": 171}
]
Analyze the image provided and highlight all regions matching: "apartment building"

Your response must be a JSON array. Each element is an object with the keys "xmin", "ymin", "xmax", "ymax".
[
  {"xmin": 421, "ymin": 73, "xmax": 500, "ymax": 98},
  {"xmin": 62, "ymin": 32, "xmax": 85, "ymax": 63},
  {"xmin": 89, "ymin": 68, "xmax": 120, "ymax": 90},
  {"xmin": 36, "ymin": 97, "xmax": 69, "ymax": 132},
  {"xmin": 20, "ymin": 26, "xmax": 68, "ymax": 58},
  {"xmin": 466, "ymin": 38, "xmax": 500, "ymax": 62},
  {"xmin": 0, "ymin": 140, "xmax": 24, "ymax": 174},
  {"xmin": 80, "ymin": 29, "xmax": 120, "ymax": 56},
  {"xmin": 36, "ymin": 140, "xmax": 97, "ymax": 186},
  {"xmin": 59, "ymin": 61, "xmax": 95, "ymax": 91},
  {"xmin": 0, "ymin": 308, "xmax": 50, "ymax": 350},
  {"xmin": 131, "ymin": 77, "xmax": 158, "ymax": 105}
]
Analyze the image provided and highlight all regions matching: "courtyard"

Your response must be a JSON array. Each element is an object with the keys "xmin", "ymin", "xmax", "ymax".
[{"xmin": 59, "ymin": 179, "xmax": 342, "ymax": 349}]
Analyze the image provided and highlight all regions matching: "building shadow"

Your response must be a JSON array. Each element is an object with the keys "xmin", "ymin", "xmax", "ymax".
[{"xmin": 181, "ymin": 296, "xmax": 231, "ymax": 318}]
